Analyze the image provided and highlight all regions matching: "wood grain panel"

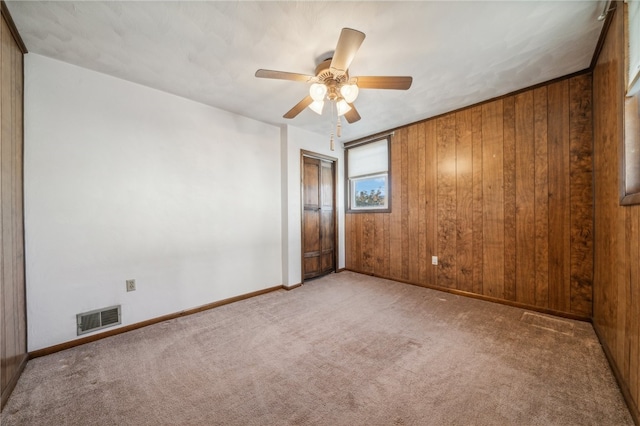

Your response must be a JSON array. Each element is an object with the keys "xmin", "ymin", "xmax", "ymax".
[
  {"xmin": 400, "ymin": 128, "xmax": 410, "ymax": 281},
  {"xmin": 503, "ymin": 96, "xmax": 516, "ymax": 301},
  {"xmin": 0, "ymin": 9, "xmax": 26, "ymax": 409},
  {"xmin": 592, "ymin": 4, "xmax": 640, "ymax": 422},
  {"xmin": 407, "ymin": 125, "xmax": 420, "ymax": 282},
  {"xmin": 533, "ymin": 86, "xmax": 550, "ymax": 308},
  {"xmin": 568, "ymin": 74, "xmax": 593, "ymax": 316},
  {"xmin": 624, "ymin": 209, "xmax": 635, "ymax": 390},
  {"xmin": 383, "ymin": 214, "xmax": 391, "ymax": 277},
  {"xmin": 346, "ymin": 72, "xmax": 594, "ymax": 321},
  {"xmin": 481, "ymin": 100, "xmax": 505, "ymax": 298},
  {"xmin": 547, "ymin": 80, "xmax": 571, "ymax": 313},
  {"xmin": 376, "ymin": 213, "xmax": 390, "ymax": 277},
  {"xmin": 515, "ymin": 91, "xmax": 536, "ymax": 306},
  {"xmin": 373, "ymin": 213, "xmax": 384, "ymax": 275},
  {"xmin": 353, "ymin": 213, "xmax": 362, "ymax": 272},
  {"xmin": 303, "ymin": 160, "xmax": 319, "ymax": 207},
  {"xmin": 615, "ymin": 116, "xmax": 629, "ymax": 403},
  {"xmin": 13, "ymin": 38, "xmax": 25, "ymax": 378},
  {"xmin": 320, "ymin": 159, "xmax": 335, "ymax": 276},
  {"xmin": 630, "ymin": 210, "xmax": 640, "ymax": 406},
  {"xmin": 437, "ymin": 115, "xmax": 457, "ymax": 289},
  {"xmin": 345, "ymin": 213, "xmax": 353, "ymax": 270},
  {"xmin": 361, "ymin": 213, "xmax": 374, "ymax": 274},
  {"xmin": 1, "ymin": 20, "xmax": 15, "ymax": 388},
  {"xmin": 424, "ymin": 120, "xmax": 438, "ymax": 288},
  {"xmin": 417, "ymin": 122, "xmax": 428, "ymax": 284},
  {"xmin": 389, "ymin": 132, "xmax": 403, "ymax": 280},
  {"xmin": 303, "ymin": 212, "xmax": 320, "ymax": 253},
  {"xmin": 593, "ymin": 18, "xmax": 618, "ymax": 349},
  {"xmin": 471, "ymin": 107, "xmax": 484, "ymax": 295},
  {"xmin": 455, "ymin": 109, "xmax": 473, "ymax": 292}
]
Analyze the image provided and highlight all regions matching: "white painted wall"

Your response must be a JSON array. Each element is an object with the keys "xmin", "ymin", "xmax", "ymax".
[
  {"xmin": 24, "ymin": 54, "xmax": 282, "ymax": 351},
  {"xmin": 280, "ymin": 125, "xmax": 345, "ymax": 287}
]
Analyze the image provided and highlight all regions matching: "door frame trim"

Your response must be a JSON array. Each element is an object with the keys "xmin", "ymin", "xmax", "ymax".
[{"xmin": 300, "ymin": 150, "xmax": 338, "ymax": 283}]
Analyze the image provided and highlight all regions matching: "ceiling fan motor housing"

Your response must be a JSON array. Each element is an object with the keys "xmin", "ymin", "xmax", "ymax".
[{"xmin": 315, "ymin": 58, "xmax": 348, "ymax": 101}]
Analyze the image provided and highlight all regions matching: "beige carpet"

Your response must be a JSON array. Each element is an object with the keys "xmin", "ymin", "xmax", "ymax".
[{"xmin": 1, "ymin": 272, "xmax": 633, "ymax": 425}]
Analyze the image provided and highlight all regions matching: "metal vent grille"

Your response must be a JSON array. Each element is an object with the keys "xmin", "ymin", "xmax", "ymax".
[{"xmin": 77, "ymin": 305, "xmax": 121, "ymax": 335}]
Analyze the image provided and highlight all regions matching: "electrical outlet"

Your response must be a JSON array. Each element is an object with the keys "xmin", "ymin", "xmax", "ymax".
[
  {"xmin": 432, "ymin": 256, "xmax": 438, "ymax": 266},
  {"xmin": 126, "ymin": 279, "xmax": 136, "ymax": 292}
]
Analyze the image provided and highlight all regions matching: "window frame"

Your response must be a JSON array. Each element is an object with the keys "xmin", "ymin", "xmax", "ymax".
[{"xmin": 345, "ymin": 135, "xmax": 392, "ymax": 213}]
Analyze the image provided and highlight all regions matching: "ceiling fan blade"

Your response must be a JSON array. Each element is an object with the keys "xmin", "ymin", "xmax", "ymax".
[
  {"xmin": 330, "ymin": 28, "xmax": 366, "ymax": 76},
  {"xmin": 255, "ymin": 69, "xmax": 316, "ymax": 83},
  {"xmin": 284, "ymin": 95, "xmax": 313, "ymax": 119},
  {"xmin": 354, "ymin": 76, "xmax": 413, "ymax": 90},
  {"xmin": 344, "ymin": 104, "xmax": 361, "ymax": 123}
]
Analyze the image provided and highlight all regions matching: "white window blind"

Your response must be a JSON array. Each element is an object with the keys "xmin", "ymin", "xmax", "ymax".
[
  {"xmin": 347, "ymin": 139, "xmax": 388, "ymax": 178},
  {"xmin": 628, "ymin": 0, "xmax": 640, "ymax": 96}
]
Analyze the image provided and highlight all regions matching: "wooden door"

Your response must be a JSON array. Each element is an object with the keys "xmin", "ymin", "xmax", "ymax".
[
  {"xmin": 0, "ymin": 6, "xmax": 27, "ymax": 410},
  {"xmin": 302, "ymin": 155, "xmax": 335, "ymax": 280}
]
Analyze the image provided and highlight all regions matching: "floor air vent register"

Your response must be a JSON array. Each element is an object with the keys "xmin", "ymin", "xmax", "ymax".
[{"xmin": 76, "ymin": 305, "xmax": 121, "ymax": 335}]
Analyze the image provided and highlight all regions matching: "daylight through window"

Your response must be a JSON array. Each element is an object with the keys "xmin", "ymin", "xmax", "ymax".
[
  {"xmin": 346, "ymin": 137, "xmax": 391, "ymax": 212},
  {"xmin": 627, "ymin": 0, "xmax": 640, "ymax": 96}
]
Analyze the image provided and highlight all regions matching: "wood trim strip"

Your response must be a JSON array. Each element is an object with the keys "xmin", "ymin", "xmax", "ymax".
[
  {"xmin": 593, "ymin": 322, "xmax": 640, "ymax": 425},
  {"xmin": 283, "ymin": 283, "xmax": 302, "ymax": 290},
  {"xmin": 344, "ymin": 269, "xmax": 591, "ymax": 322},
  {"xmin": 0, "ymin": 2, "xmax": 26, "ymax": 54},
  {"xmin": 590, "ymin": 1, "xmax": 618, "ymax": 70},
  {"xmin": 0, "ymin": 353, "xmax": 27, "ymax": 410},
  {"xmin": 29, "ymin": 285, "xmax": 284, "ymax": 359}
]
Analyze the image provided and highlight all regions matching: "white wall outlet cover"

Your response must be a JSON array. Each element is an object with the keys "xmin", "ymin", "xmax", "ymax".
[
  {"xmin": 126, "ymin": 279, "xmax": 136, "ymax": 292},
  {"xmin": 432, "ymin": 256, "xmax": 438, "ymax": 265}
]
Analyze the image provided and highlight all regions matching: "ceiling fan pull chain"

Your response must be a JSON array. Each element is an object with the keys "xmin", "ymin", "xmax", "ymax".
[
  {"xmin": 330, "ymin": 101, "xmax": 336, "ymax": 151},
  {"xmin": 336, "ymin": 115, "xmax": 342, "ymax": 138}
]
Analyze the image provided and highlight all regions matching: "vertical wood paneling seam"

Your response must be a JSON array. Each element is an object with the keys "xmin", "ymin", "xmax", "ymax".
[
  {"xmin": 569, "ymin": 79, "xmax": 574, "ymax": 315},
  {"xmin": 504, "ymin": 97, "xmax": 517, "ymax": 302},
  {"xmin": 418, "ymin": 122, "xmax": 427, "ymax": 284},
  {"xmin": 479, "ymin": 112, "xmax": 484, "ymax": 295},
  {"xmin": 471, "ymin": 106, "xmax": 484, "ymax": 295},
  {"xmin": 546, "ymin": 87, "xmax": 552, "ymax": 309},
  {"xmin": 0, "ymin": 17, "xmax": 5, "ymax": 390},
  {"xmin": 401, "ymin": 129, "xmax": 410, "ymax": 280},
  {"xmin": 567, "ymin": 79, "xmax": 572, "ymax": 315}
]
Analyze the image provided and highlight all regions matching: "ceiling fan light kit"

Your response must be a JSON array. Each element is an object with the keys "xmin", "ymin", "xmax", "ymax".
[
  {"xmin": 256, "ymin": 28, "xmax": 413, "ymax": 149},
  {"xmin": 340, "ymin": 84, "xmax": 359, "ymax": 103},
  {"xmin": 309, "ymin": 100, "xmax": 324, "ymax": 115},
  {"xmin": 336, "ymin": 99, "xmax": 352, "ymax": 116},
  {"xmin": 309, "ymin": 83, "xmax": 327, "ymax": 102}
]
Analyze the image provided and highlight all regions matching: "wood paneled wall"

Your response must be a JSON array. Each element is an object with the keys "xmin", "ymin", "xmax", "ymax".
[
  {"xmin": 593, "ymin": 2, "xmax": 640, "ymax": 422},
  {"xmin": 0, "ymin": 3, "xmax": 26, "ymax": 410},
  {"xmin": 346, "ymin": 73, "xmax": 594, "ymax": 318}
]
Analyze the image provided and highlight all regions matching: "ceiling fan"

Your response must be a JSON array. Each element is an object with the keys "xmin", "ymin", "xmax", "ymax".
[{"xmin": 255, "ymin": 28, "xmax": 413, "ymax": 127}]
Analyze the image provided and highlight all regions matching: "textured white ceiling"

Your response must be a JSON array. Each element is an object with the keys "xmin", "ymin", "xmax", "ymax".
[{"xmin": 6, "ymin": 1, "xmax": 605, "ymax": 142}]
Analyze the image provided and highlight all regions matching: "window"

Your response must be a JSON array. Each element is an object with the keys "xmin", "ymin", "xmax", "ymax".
[
  {"xmin": 346, "ymin": 136, "xmax": 391, "ymax": 212},
  {"xmin": 621, "ymin": 0, "xmax": 640, "ymax": 205},
  {"xmin": 627, "ymin": 0, "xmax": 640, "ymax": 97}
]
